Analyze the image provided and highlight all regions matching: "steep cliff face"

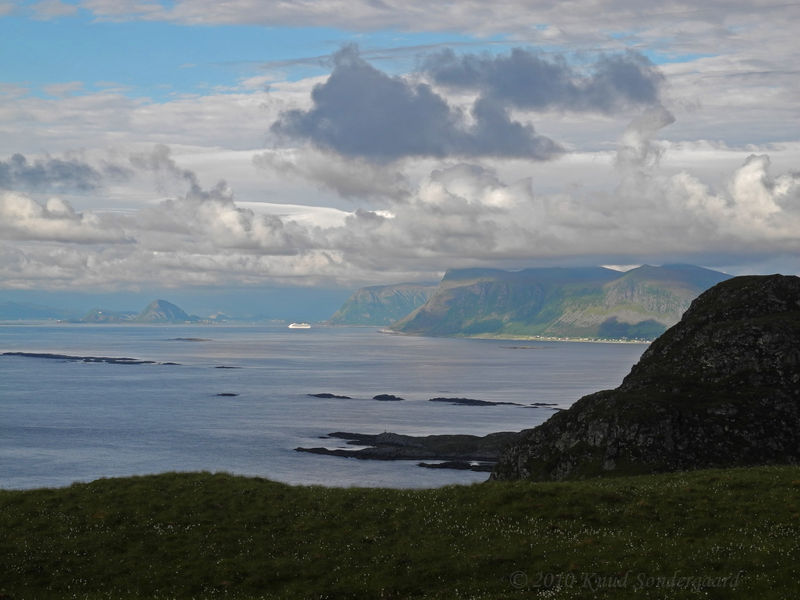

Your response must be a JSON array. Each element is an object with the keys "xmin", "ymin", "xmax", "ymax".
[
  {"xmin": 391, "ymin": 264, "xmax": 729, "ymax": 339},
  {"xmin": 492, "ymin": 275, "xmax": 800, "ymax": 481},
  {"xmin": 328, "ymin": 283, "xmax": 436, "ymax": 326}
]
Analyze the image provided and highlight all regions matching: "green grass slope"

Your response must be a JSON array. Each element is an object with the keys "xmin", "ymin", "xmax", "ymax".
[{"xmin": 1, "ymin": 467, "xmax": 798, "ymax": 599}]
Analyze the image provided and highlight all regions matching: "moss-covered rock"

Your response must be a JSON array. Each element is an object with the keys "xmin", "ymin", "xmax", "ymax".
[{"xmin": 492, "ymin": 274, "xmax": 800, "ymax": 481}]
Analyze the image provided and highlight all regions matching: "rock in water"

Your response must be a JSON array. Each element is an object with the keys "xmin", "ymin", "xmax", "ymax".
[{"xmin": 491, "ymin": 275, "xmax": 800, "ymax": 481}]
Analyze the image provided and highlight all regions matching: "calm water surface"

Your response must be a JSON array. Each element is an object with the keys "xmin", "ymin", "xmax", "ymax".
[{"xmin": 0, "ymin": 324, "xmax": 647, "ymax": 489}]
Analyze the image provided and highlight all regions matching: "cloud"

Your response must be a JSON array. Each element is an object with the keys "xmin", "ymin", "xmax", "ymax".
[
  {"xmin": 727, "ymin": 154, "xmax": 800, "ymax": 224},
  {"xmin": 133, "ymin": 194, "xmax": 309, "ymax": 255},
  {"xmin": 0, "ymin": 87, "xmax": 275, "ymax": 156},
  {"xmin": 129, "ymin": 143, "xmax": 212, "ymax": 198},
  {"xmin": 271, "ymin": 45, "xmax": 562, "ymax": 161},
  {"xmin": 43, "ymin": 82, "xmax": 84, "ymax": 98},
  {"xmin": 616, "ymin": 106, "xmax": 677, "ymax": 171},
  {"xmin": 0, "ymin": 153, "xmax": 130, "ymax": 193},
  {"xmin": 0, "ymin": 191, "xmax": 129, "ymax": 243},
  {"xmin": 31, "ymin": 0, "xmax": 79, "ymax": 19},
  {"xmin": 252, "ymin": 147, "xmax": 412, "ymax": 201},
  {"xmin": 73, "ymin": 1, "xmax": 797, "ymax": 45},
  {"xmin": 127, "ymin": 145, "xmax": 312, "ymax": 253},
  {"xmin": 424, "ymin": 48, "xmax": 664, "ymax": 114},
  {"xmin": 2, "ymin": 143, "xmax": 799, "ymax": 290}
]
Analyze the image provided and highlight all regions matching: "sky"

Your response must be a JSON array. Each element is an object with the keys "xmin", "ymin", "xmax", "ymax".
[{"xmin": 0, "ymin": 0, "xmax": 799, "ymax": 316}]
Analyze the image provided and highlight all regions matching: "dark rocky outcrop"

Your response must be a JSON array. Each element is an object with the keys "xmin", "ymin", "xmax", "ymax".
[
  {"xmin": 1, "ymin": 352, "xmax": 157, "ymax": 365},
  {"xmin": 429, "ymin": 397, "xmax": 523, "ymax": 407},
  {"xmin": 296, "ymin": 431, "xmax": 519, "ymax": 471},
  {"xmin": 492, "ymin": 275, "xmax": 800, "ymax": 481}
]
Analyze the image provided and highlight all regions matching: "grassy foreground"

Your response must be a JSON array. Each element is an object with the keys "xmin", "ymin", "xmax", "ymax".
[{"xmin": 1, "ymin": 466, "xmax": 799, "ymax": 599}]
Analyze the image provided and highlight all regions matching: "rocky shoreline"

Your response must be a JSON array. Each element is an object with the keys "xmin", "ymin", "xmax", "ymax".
[{"xmin": 296, "ymin": 430, "xmax": 520, "ymax": 472}]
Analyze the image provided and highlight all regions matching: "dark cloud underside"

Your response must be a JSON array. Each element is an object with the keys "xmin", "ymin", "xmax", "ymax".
[
  {"xmin": 0, "ymin": 154, "xmax": 102, "ymax": 192},
  {"xmin": 423, "ymin": 48, "xmax": 664, "ymax": 113},
  {"xmin": 270, "ymin": 46, "xmax": 562, "ymax": 162}
]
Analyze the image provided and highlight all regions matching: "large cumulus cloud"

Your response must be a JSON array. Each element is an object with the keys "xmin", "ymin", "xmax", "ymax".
[
  {"xmin": 319, "ymin": 152, "xmax": 800, "ymax": 272},
  {"xmin": 270, "ymin": 45, "xmax": 563, "ymax": 161},
  {"xmin": 0, "ymin": 191, "xmax": 129, "ymax": 244},
  {"xmin": 270, "ymin": 46, "xmax": 667, "ymax": 164},
  {"xmin": 127, "ymin": 145, "xmax": 312, "ymax": 254}
]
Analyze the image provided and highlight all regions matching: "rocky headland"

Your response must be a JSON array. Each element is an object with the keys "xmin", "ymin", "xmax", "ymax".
[{"xmin": 491, "ymin": 274, "xmax": 800, "ymax": 481}]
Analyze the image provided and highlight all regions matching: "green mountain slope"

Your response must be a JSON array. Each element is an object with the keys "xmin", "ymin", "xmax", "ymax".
[
  {"xmin": 391, "ymin": 265, "xmax": 730, "ymax": 340},
  {"xmin": 328, "ymin": 283, "xmax": 436, "ymax": 326}
]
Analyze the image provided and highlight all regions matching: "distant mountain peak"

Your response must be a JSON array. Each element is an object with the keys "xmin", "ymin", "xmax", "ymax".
[{"xmin": 134, "ymin": 299, "xmax": 196, "ymax": 323}]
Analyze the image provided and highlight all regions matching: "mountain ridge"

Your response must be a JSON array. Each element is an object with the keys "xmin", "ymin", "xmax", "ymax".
[{"xmin": 390, "ymin": 264, "xmax": 730, "ymax": 340}]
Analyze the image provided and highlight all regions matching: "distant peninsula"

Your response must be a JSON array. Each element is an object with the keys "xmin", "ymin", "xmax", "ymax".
[
  {"xmin": 80, "ymin": 299, "xmax": 200, "ymax": 324},
  {"xmin": 386, "ymin": 264, "xmax": 730, "ymax": 341}
]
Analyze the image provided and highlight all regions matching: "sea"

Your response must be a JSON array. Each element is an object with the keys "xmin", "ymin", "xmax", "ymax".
[{"xmin": 0, "ymin": 324, "xmax": 647, "ymax": 490}]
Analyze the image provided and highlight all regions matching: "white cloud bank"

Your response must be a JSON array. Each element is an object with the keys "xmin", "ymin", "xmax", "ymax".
[{"xmin": 1, "ymin": 138, "xmax": 798, "ymax": 290}]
